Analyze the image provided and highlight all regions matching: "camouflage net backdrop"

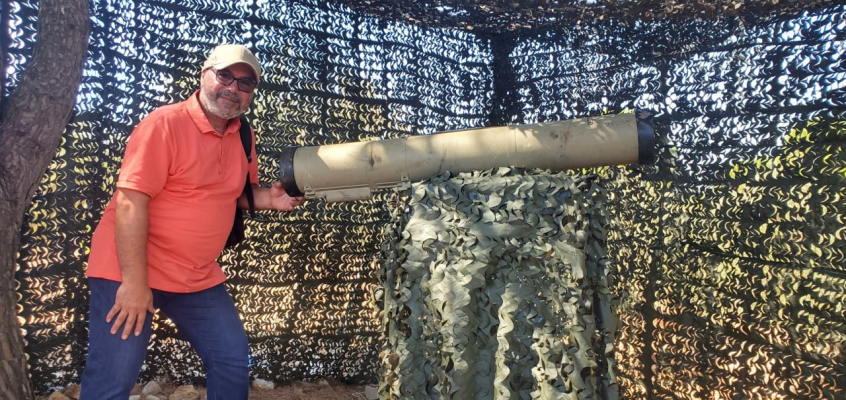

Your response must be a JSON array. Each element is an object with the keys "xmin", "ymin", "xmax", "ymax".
[
  {"xmin": 8, "ymin": 0, "xmax": 490, "ymax": 392},
  {"xmin": 378, "ymin": 169, "xmax": 615, "ymax": 399},
  {"xmin": 503, "ymin": 5, "xmax": 846, "ymax": 399},
  {"xmin": 5, "ymin": 0, "xmax": 846, "ymax": 398}
]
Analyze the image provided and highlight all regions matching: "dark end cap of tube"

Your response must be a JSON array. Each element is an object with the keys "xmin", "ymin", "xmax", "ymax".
[
  {"xmin": 279, "ymin": 146, "xmax": 304, "ymax": 197},
  {"xmin": 636, "ymin": 109, "xmax": 657, "ymax": 165}
]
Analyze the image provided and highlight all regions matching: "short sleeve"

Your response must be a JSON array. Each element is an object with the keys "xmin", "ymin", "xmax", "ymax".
[{"xmin": 117, "ymin": 116, "xmax": 172, "ymax": 198}]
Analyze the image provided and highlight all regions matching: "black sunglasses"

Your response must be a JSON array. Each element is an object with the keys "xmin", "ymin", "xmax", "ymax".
[{"xmin": 210, "ymin": 68, "xmax": 258, "ymax": 93}]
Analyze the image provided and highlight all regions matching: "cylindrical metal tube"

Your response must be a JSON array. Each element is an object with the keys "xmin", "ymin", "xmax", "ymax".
[{"xmin": 279, "ymin": 110, "xmax": 655, "ymax": 202}]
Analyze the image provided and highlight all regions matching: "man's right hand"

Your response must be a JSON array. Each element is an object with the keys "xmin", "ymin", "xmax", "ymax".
[{"xmin": 106, "ymin": 281, "xmax": 155, "ymax": 340}]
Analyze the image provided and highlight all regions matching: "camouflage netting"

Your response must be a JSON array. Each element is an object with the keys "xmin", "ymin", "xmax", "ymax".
[
  {"xmin": 335, "ymin": 0, "xmax": 837, "ymax": 33},
  {"xmin": 500, "ymin": 6, "xmax": 846, "ymax": 398},
  {"xmin": 5, "ymin": 0, "xmax": 846, "ymax": 398},
  {"xmin": 378, "ymin": 169, "xmax": 616, "ymax": 399},
  {"xmin": 8, "ymin": 0, "xmax": 491, "ymax": 392}
]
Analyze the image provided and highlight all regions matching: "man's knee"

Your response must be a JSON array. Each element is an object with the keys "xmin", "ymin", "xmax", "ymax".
[{"xmin": 217, "ymin": 328, "xmax": 250, "ymax": 367}]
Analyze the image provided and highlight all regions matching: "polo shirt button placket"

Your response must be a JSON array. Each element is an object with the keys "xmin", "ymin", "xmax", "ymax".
[{"xmin": 219, "ymin": 135, "xmax": 225, "ymax": 175}]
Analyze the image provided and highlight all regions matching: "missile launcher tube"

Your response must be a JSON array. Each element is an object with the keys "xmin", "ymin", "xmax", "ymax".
[{"xmin": 279, "ymin": 110, "xmax": 655, "ymax": 202}]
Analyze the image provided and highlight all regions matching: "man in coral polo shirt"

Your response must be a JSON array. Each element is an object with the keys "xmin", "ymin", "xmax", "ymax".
[{"xmin": 80, "ymin": 44, "xmax": 303, "ymax": 400}]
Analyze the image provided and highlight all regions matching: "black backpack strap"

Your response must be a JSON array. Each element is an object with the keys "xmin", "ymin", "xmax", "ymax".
[{"xmin": 238, "ymin": 115, "xmax": 255, "ymax": 218}]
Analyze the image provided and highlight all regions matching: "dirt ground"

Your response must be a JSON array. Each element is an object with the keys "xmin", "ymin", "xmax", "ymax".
[
  {"xmin": 39, "ymin": 380, "xmax": 372, "ymax": 400},
  {"xmin": 186, "ymin": 382, "xmax": 368, "ymax": 400},
  {"xmin": 206, "ymin": 381, "xmax": 370, "ymax": 400}
]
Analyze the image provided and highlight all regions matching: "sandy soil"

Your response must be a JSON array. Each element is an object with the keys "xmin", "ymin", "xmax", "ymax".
[
  {"xmin": 221, "ymin": 381, "xmax": 369, "ymax": 400},
  {"xmin": 39, "ymin": 380, "xmax": 371, "ymax": 400}
]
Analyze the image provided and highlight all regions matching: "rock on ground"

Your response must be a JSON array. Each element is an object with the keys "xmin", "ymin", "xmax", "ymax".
[
  {"xmin": 62, "ymin": 384, "xmax": 81, "ymax": 399},
  {"xmin": 143, "ymin": 381, "xmax": 163, "ymax": 396},
  {"xmin": 46, "ymin": 392, "xmax": 69, "ymax": 400},
  {"xmin": 169, "ymin": 385, "xmax": 201, "ymax": 400},
  {"xmin": 252, "ymin": 378, "xmax": 275, "ymax": 390}
]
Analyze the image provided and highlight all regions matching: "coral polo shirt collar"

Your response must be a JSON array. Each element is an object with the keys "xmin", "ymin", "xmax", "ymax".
[{"xmin": 186, "ymin": 90, "xmax": 241, "ymax": 137}]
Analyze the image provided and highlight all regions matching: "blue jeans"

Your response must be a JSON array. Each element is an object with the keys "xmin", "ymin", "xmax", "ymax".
[{"xmin": 80, "ymin": 278, "xmax": 249, "ymax": 400}]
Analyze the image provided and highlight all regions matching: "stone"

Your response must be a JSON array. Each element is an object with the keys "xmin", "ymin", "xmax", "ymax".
[
  {"xmin": 47, "ymin": 393, "xmax": 69, "ymax": 400},
  {"xmin": 147, "ymin": 396, "xmax": 162, "ymax": 400},
  {"xmin": 143, "ymin": 381, "xmax": 163, "ymax": 396},
  {"xmin": 252, "ymin": 378, "xmax": 275, "ymax": 390},
  {"xmin": 365, "ymin": 385, "xmax": 379, "ymax": 400},
  {"xmin": 129, "ymin": 396, "xmax": 141, "ymax": 400},
  {"xmin": 169, "ymin": 385, "xmax": 201, "ymax": 400},
  {"xmin": 62, "ymin": 383, "xmax": 81, "ymax": 399}
]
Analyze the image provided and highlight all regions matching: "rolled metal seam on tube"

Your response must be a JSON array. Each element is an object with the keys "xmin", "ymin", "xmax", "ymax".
[{"xmin": 279, "ymin": 110, "xmax": 655, "ymax": 202}]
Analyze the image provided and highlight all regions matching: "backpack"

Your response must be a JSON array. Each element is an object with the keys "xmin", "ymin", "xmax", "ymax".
[{"xmin": 225, "ymin": 115, "xmax": 256, "ymax": 248}]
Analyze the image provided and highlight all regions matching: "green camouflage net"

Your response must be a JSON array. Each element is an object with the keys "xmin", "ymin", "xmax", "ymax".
[
  {"xmin": 377, "ymin": 168, "xmax": 617, "ymax": 399},
  {"xmin": 9, "ymin": 0, "xmax": 846, "ymax": 396},
  {"xmin": 600, "ymin": 116, "xmax": 846, "ymax": 399}
]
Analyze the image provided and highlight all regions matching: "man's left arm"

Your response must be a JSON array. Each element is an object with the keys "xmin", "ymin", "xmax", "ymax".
[{"xmin": 238, "ymin": 181, "xmax": 304, "ymax": 211}]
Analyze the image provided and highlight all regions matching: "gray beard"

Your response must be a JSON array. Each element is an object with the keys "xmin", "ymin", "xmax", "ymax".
[{"xmin": 199, "ymin": 82, "xmax": 247, "ymax": 120}]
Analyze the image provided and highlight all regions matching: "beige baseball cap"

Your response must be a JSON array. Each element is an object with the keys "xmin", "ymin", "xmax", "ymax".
[{"xmin": 203, "ymin": 44, "xmax": 262, "ymax": 82}]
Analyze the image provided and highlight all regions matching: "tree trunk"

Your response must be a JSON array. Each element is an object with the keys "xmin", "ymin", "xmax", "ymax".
[{"xmin": 0, "ymin": 1, "xmax": 89, "ymax": 399}]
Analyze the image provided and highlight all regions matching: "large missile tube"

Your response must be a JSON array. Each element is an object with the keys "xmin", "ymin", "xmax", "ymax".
[{"xmin": 278, "ymin": 110, "xmax": 655, "ymax": 202}]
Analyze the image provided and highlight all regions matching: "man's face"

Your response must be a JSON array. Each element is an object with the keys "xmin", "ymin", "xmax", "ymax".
[{"xmin": 199, "ymin": 63, "xmax": 256, "ymax": 120}]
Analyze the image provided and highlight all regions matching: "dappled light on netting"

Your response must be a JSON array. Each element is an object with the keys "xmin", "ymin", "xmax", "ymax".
[
  {"xmin": 10, "ymin": 0, "xmax": 490, "ymax": 392},
  {"xmin": 507, "ymin": 5, "xmax": 846, "ymax": 399},
  {"xmin": 6, "ymin": 0, "xmax": 846, "ymax": 398}
]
